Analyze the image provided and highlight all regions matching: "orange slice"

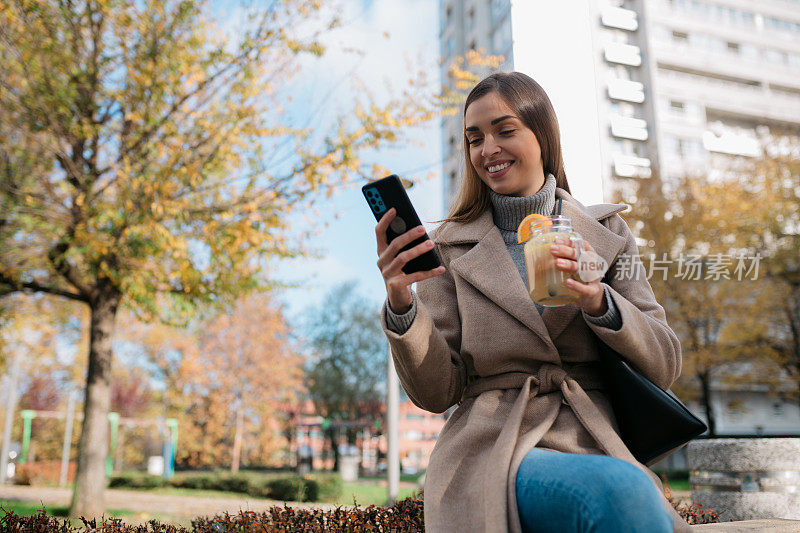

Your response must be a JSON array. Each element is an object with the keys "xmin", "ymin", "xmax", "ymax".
[{"xmin": 517, "ymin": 213, "xmax": 551, "ymax": 243}]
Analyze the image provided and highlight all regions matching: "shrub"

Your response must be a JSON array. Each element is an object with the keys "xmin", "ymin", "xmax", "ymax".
[
  {"xmin": 170, "ymin": 474, "xmax": 210, "ymax": 490},
  {"xmin": 264, "ymin": 475, "xmax": 308, "ymax": 502},
  {"xmin": 209, "ymin": 474, "xmax": 252, "ymax": 494},
  {"xmin": 13, "ymin": 462, "xmax": 76, "ymax": 486},
  {"xmin": 169, "ymin": 473, "xmax": 254, "ymax": 493},
  {"xmin": 669, "ymin": 497, "xmax": 720, "ymax": 525},
  {"xmin": 108, "ymin": 473, "xmax": 168, "ymax": 489},
  {"xmin": 311, "ymin": 473, "xmax": 344, "ymax": 502}
]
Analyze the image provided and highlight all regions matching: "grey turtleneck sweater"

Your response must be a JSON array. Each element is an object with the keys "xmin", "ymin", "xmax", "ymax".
[{"xmin": 386, "ymin": 174, "xmax": 622, "ymax": 333}]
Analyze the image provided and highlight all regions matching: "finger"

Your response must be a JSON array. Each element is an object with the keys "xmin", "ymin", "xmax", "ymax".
[
  {"xmin": 565, "ymin": 277, "xmax": 600, "ymax": 296},
  {"xmin": 405, "ymin": 266, "xmax": 446, "ymax": 285},
  {"xmin": 375, "ymin": 208, "xmax": 397, "ymax": 251},
  {"xmin": 384, "ymin": 239, "xmax": 436, "ymax": 275},
  {"xmin": 386, "ymin": 225, "xmax": 427, "ymax": 258},
  {"xmin": 377, "ymin": 225, "xmax": 428, "ymax": 269},
  {"xmin": 555, "ymin": 258, "xmax": 578, "ymax": 273},
  {"xmin": 583, "ymin": 240, "xmax": 595, "ymax": 252},
  {"xmin": 550, "ymin": 244, "xmax": 578, "ymax": 260}
]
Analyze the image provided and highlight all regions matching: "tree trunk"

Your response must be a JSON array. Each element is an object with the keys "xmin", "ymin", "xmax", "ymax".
[
  {"xmin": 698, "ymin": 369, "xmax": 716, "ymax": 436},
  {"xmin": 231, "ymin": 403, "xmax": 244, "ymax": 474},
  {"xmin": 70, "ymin": 288, "xmax": 120, "ymax": 518},
  {"xmin": 325, "ymin": 426, "xmax": 339, "ymax": 472}
]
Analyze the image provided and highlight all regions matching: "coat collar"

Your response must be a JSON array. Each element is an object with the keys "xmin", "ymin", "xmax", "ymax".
[{"xmin": 438, "ymin": 188, "xmax": 628, "ymax": 344}]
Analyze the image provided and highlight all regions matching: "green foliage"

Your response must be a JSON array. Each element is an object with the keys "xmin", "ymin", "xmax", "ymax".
[
  {"xmin": 313, "ymin": 473, "xmax": 344, "ymax": 502},
  {"xmin": 108, "ymin": 473, "xmax": 169, "ymax": 490},
  {"xmin": 110, "ymin": 471, "xmax": 342, "ymax": 503},
  {"xmin": 264, "ymin": 476, "xmax": 308, "ymax": 502},
  {"xmin": 169, "ymin": 473, "xmax": 252, "ymax": 493},
  {"xmin": 304, "ymin": 282, "xmax": 388, "ymax": 424}
]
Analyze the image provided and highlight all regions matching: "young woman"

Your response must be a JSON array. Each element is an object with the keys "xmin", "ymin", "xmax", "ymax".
[{"xmin": 375, "ymin": 72, "xmax": 687, "ymax": 533}]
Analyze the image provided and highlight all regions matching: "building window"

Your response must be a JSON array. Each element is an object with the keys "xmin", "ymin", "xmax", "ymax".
[
  {"xmin": 773, "ymin": 403, "xmax": 784, "ymax": 417},
  {"xmin": 671, "ymin": 30, "xmax": 688, "ymax": 42},
  {"xmin": 727, "ymin": 42, "xmax": 740, "ymax": 54},
  {"xmin": 765, "ymin": 49, "xmax": 788, "ymax": 65},
  {"xmin": 469, "ymin": 39, "xmax": 477, "ymax": 51},
  {"xmin": 467, "ymin": 6, "xmax": 475, "ymax": 31},
  {"xmin": 669, "ymin": 100, "xmax": 685, "ymax": 113}
]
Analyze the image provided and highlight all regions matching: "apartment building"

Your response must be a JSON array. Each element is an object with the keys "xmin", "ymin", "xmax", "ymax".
[{"xmin": 439, "ymin": 0, "xmax": 800, "ymax": 203}]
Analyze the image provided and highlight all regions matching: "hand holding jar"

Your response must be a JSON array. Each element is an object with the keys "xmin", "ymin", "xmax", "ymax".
[{"xmin": 519, "ymin": 213, "xmax": 609, "ymax": 316}]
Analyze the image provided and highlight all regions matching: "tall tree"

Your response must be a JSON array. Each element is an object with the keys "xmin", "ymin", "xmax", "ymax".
[
  {"xmin": 303, "ymin": 282, "xmax": 386, "ymax": 470},
  {"xmin": 115, "ymin": 293, "xmax": 303, "ymax": 470},
  {"xmin": 198, "ymin": 293, "xmax": 303, "ymax": 472},
  {"xmin": 699, "ymin": 134, "xmax": 800, "ymax": 405},
  {"xmin": 0, "ymin": 0, "xmax": 422, "ymax": 516},
  {"xmin": 624, "ymin": 134, "xmax": 800, "ymax": 431},
  {"xmin": 623, "ymin": 175, "xmax": 763, "ymax": 434}
]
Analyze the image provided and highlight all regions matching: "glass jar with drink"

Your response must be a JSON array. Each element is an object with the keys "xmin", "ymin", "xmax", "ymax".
[{"xmin": 519, "ymin": 213, "xmax": 584, "ymax": 307}]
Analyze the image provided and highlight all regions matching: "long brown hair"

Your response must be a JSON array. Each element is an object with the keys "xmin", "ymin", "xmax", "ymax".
[{"xmin": 442, "ymin": 72, "xmax": 571, "ymax": 227}]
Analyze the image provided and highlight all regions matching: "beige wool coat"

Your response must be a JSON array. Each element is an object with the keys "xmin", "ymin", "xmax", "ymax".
[{"xmin": 381, "ymin": 188, "xmax": 690, "ymax": 532}]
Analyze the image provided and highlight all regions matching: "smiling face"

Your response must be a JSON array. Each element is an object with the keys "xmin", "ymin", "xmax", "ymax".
[{"xmin": 464, "ymin": 91, "xmax": 546, "ymax": 197}]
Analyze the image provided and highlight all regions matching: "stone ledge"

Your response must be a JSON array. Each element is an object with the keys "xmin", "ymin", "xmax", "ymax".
[{"xmin": 692, "ymin": 519, "xmax": 800, "ymax": 531}]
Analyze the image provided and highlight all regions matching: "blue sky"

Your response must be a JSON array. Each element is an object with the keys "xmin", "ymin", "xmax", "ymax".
[{"xmin": 271, "ymin": 0, "xmax": 444, "ymax": 323}]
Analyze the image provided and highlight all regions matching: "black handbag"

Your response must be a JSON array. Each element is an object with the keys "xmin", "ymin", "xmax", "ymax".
[{"xmin": 597, "ymin": 342, "xmax": 707, "ymax": 466}]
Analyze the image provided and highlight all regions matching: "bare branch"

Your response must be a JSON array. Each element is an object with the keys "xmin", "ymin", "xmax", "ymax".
[{"xmin": 0, "ymin": 272, "xmax": 89, "ymax": 303}]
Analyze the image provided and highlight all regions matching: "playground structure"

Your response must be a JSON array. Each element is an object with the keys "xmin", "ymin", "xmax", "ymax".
[{"xmin": 13, "ymin": 407, "xmax": 177, "ymax": 484}]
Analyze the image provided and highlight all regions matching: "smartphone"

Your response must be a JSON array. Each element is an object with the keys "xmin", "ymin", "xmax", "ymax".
[{"xmin": 362, "ymin": 175, "xmax": 442, "ymax": 275}]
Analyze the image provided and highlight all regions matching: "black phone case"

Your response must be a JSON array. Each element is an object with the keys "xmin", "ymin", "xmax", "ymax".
[{"xmin": 362, "ymin": 175, "xmax": 442, "ymax": 275}]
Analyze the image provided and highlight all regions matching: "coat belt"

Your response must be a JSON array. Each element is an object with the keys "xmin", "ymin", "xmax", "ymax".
[
  {"xmin": 462, "ymin": 362, "xmax": 633, "ymax": 461},
  {"xmin": 463, "ymin": 363, "xmax": 606, "ymax": 399}
]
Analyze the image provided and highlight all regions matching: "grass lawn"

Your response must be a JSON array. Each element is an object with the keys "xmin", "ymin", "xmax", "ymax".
[
  {"xmin": 665, "ymin": 479, "xmax": 690, "ymax": 492},
  {"xmin": 136, "ymin": 480, "xmax": 419, "ymax": 507},
  {"xmin": 335, "ymin": 482, "xmax": 417, "ymax": 507},
  {"xmin": 0, "ymin": 501, "xmax": 141, "ymax": 517}
]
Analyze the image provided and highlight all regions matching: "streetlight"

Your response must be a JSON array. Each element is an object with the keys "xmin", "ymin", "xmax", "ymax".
[{"xmin": 384, "ymin": 173, "xmax": 413, "ymax": 505}]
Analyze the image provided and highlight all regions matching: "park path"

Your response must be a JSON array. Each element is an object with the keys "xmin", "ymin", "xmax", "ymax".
[{"xmin": 0, "ymin": 484, "xmax": 341, "ymax": 519}]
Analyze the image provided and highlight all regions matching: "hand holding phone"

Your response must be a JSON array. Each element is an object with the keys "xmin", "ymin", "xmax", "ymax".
[{"xmin": 363, "ymin": 175, "xmax": 446, "ymax": 313}]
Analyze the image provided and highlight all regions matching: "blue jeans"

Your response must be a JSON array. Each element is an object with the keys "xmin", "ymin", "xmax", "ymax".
[{"xmin": 515, "ymin": 448, "xmax": 672, "ymax": 533}]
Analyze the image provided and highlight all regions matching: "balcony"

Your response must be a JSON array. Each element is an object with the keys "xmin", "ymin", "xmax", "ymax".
[
  {"xmin": 656, "ymin": 68, "xmax": 800, "ymax": 125},
  {"xmin": 604, "ymin": 42, "xmax": 642, "ymax": 67},
  {"xmin": 613, "ymin": 153, "xmax": 652, "ymax": 178},
  {"xmin": 610, "ymin": 115, "xmax": 648, "ymax": 141},
  {"xmin": 607, "ymin": 78, "xmax": 645, "ymax": 103},
  {"xmin": 702, "ymin": 130, "xmax": 761, "ymax": 157},
  {"xmin": 651, "ymin": 40, "xmax": 800, "ymax": 92},
  {"xmin": 601, "ymin": 6, "xmax": 638, "ymax": 32}
]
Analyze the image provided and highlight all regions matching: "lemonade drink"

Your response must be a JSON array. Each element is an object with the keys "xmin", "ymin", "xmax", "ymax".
[{"xmin": 521, "ymin": 215, "xmax": 583, "ymax": 307}]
